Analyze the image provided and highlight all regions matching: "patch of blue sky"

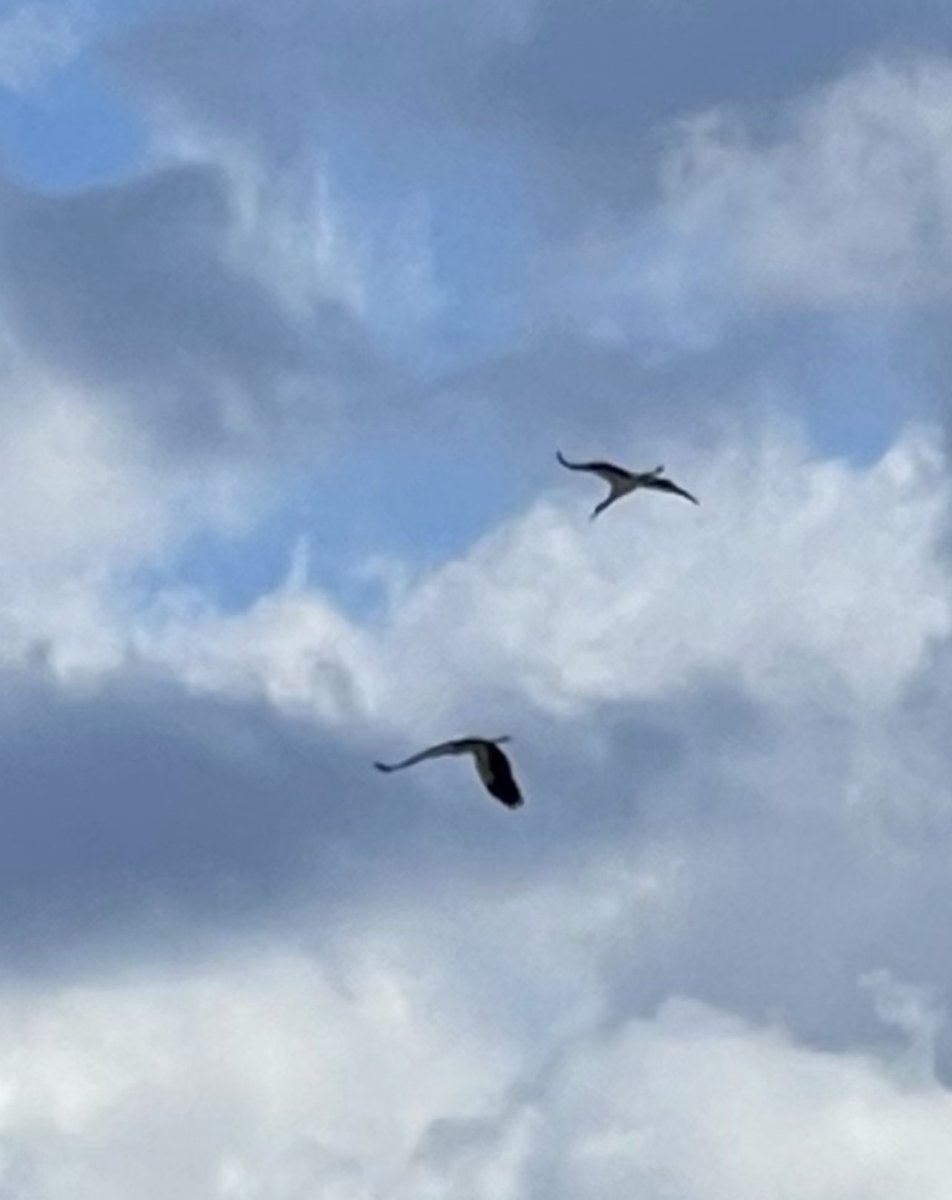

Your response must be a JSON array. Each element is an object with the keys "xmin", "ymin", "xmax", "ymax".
[
  {"xmin": 132, "ymin": 430, "xmax": 534, "ymax": 621},
  {"xmin": 0, "ymin": 0, "xmax": 209, "ymax": 193},
  {"xmin": 561, "ymin": 207, "xmax": 747, "ymax": 360},
  {"xmin": 422, "ymin": 133, "xmax": 538, "ymax": 368},
  {"xmin": 0, "ymin": 57, "xmax": 145, "ymax": 191},
  {"xmin": 318, "ymin": 116, "xmax": 536, "ymax": 374},
  {"xmin": 799, "ymin": 313, "xmax": 911, "ymax": 466},
  {"xmin": 127, "ymin": 482, "xmax": 374, "ymax": 621}
]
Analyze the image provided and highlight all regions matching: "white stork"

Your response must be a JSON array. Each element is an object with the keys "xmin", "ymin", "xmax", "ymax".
[
  {"xmin": 556, "ymin": 449, "xmax": 699, "ymax": 519},
  {"xmin": 374, "ymin": 737, "xmax": 524, "ymax": 809}
]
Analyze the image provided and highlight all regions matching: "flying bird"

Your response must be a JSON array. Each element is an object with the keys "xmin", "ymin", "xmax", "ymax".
[
  {"xmin": 374, "ymin": 737, "xmax": 524, "ymax": 809},
  {"xmin": 556, "ymin": 449, "xmax": 699, "ymax": 519}
]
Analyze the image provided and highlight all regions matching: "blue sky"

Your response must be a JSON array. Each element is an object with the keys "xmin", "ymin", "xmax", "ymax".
[
  {"xmin": 3, "ymin": 1, "xmax": 952, "ymax": 1196},
  {"xmin": 0, "ymin": 64, "xmax": 142, "ymax": 189},
  {"xmin": 0, "ymin": 0, "xmax": 167, "ymax": 188}
]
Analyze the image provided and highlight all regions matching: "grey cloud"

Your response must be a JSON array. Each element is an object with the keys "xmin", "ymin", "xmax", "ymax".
[
  {"xmin": 384, "ymin": 659, "xmax": 952, "ymax": 1082},
  {"xmin": 591, "ymin": 701, "xmax": 952, "ymax": 1081},
  {"xmin": 0, "ymin": 647, "xmax": 733, "ymax": 979},
  {"xmin": 479, "ymin": 0, "xmax": 949, "ymax": 202},
  {"xmin": 0, "ymin": 162, "xmax": 394, "ymax": 461},
  {"xmin": 0, "ymin": 664, "xmax": 427, "ymax": 974},
  {"xmin": 110, "ymin": 0, "xmax": 952, "ymax": 216},
  {"xmin": 320, "ymin": 664, "xmax": 952, "ymax": 1082},
  {"xmin": 88, "ymin": 1, "xmax": 949, "ymax": 452},
  {"xmin": 6, "ymin": 633, "xmax": 952, "ymax": 1098},
  {"xmin": 422, "ymin": 311, "xmax": 854, "ymax": 460},
  {"xmin": 110, "ymin": 0, "xmax": 509, "ymax": 166},
  {"xmin": 0, "ymin": 659, "xmax": 653, "ymax": 978}
]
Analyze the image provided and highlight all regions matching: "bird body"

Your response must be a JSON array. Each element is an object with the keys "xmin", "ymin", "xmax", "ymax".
[
  {"xmin": 374, "ymin": 737, "xmax": 524, "ymax": 809},
  {"xmin": 556, "ymin": 450, "xmax": 698, "ymax": 518}
]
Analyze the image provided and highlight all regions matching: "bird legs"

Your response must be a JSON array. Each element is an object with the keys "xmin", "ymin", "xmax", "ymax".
[{"xmin": 591, "ymin": 490, "xmax": 625, "ymax": 520}]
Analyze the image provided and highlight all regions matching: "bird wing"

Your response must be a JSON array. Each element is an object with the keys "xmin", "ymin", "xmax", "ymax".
[
  {"xmin": 374, "ymin": 739, "xmax": 470, "ymax": 773},
  {"xmin": 556, "ymin": 450, "xmax": 634, "ymax": 486},
  {"xmin": 643, "ymin": 477, "xmax": 699, "ymax": 505},
  {"xmin": 476, "ymin": 742, "xmax": 524, "ymax": 809}
]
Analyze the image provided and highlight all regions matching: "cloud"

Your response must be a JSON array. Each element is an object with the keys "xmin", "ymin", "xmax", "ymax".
[
  {"xmin": 49, "ymin": 415, "xmax": 942, "ymax": 1067},
  {"xmin": 0, "ymin": 1, "xmax": 90, "ymax": 95},
  {"xmin": 137, "ymin": 420, "xmax": 947, "ymax": 728},
  {"xmin": 504, "ymin": 53, "xmax": 952, "ymax": 449},
  {"xmin": 0, "ymin": 160, "xmax": 395, "ymax": 463},
  {"xmin": 654, "ymin": 57, "xmax": 952, "ymax": 313},
  {"xmin": 0, "ymin": 352, "xmax": 287, "ymax": 680},
  {"xmin": 0, "ymin": 954, "xmax": 948, "ymax": 1199},
  {"xmin": 519, "ymin": 53, "xmax": 952, "ymax": 386},
  {"xmin": 0, "ymin": 946, "xmax": 511, "ymax": 1200},
  {"xmin": 3, "ymin": 5, "xmax": 952, "ymax": 1194},
  {"xmin": 109, "ymin": 0, "xmax": 950, "ymax": 216},
  {"xmin": 0, "ymin": 414, "xmax": 949, "ymax": 1192},
  {"xmin": 476, "ymin": 0, "xmax": 951, "ymax": 207},
  {"xmin": 404, "ymin": 996, "xmax": 952, "ymax": 1200},
  {"xmin": 111, "ymin": 0, "xmax": 535, "ymax": 162},
  {"xmin": 0, "ymin": 410, "xmax": 944, "ymax": 948},
  {"xmin": 12, "ymin": 4, "xmax": 947, "ymax": 476},
  {"xmin": 0, "ymin": 658, "xmax": 541, "ymax": 972}
]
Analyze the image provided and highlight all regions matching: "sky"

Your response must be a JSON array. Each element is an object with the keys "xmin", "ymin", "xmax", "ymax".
[{"xmin": 4, "ymin": 0, "xmax": 952, "ymax": 1195}]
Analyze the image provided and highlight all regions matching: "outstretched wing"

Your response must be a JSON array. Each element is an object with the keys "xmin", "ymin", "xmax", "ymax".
[
  {"xmin": 556, "ymin": 450, "xmax": 634, "ymax": 487},
  {"xmin": 643, "ymin": 477, "xmax": 699, "ymax": 505},
  {"xmin": 374, "ymin": 739, "xmax": 469, "ymax": 773},
  {"xmin": 478, "ymin": 743, "xmax": 524, "ymax": 809}
]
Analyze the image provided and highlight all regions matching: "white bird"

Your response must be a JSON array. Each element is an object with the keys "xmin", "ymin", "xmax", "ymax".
[
  {"xmin": 556, "ymin": 449, "xmax": 699, "ymax": 519},
  {"xmin": 374, "ymin": 737, "xmax": 524, "ymax": 809}
]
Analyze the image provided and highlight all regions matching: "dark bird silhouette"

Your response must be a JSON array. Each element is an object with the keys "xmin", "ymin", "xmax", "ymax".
[
  {"xmin": 374, "ymin": 737, "xmax": 524, "ymax": 809},
  {"xmin": 556, "ymin": 450, "xmax": 699, "ymax": 519}
]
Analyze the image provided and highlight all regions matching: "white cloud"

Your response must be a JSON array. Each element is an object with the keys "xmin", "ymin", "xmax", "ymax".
[
  {"xmin": 0, "ymin": 357, "xmax": 269, "ymax": 681},
  {"xmin": 0, "ymin": 948, "xmax": 948, "ymax": 1200},
  {"xmin": 658, "ymin": 56, "xmax": 952, "ymax": 312},
  {"xmin": 554, "ymin": 55, "xmax": 952, "ymax": 348},
  {"xmin": 123, "ymin": 419, "xmax": 951, "ymax": 736},
  {"xmin": 133, "ymin": 576, "xmax": 385, "ymax": 728},
  {"xmin": 147, "ymin": 128, "xmax": 373, "ymax": 329},
  {"xmin": 0, "ymin": 947, "xmax": 510, "ymax": 1200},
  {"xmin": 0, "ymin": 339, "xmax": 948, "ymax": 1200},
  {"xmin": 406, "ymin": 996, "xmax": 952, "ymax": 1200},
  {"xmin": 380, "ymin": 423, "xmax": 950, "ymax": 723},
  {"xmin": 858, "ymin": 969, "xmax": 943, "ymax": 1082}
]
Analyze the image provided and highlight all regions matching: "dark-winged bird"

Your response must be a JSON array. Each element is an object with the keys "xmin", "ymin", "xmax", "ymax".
[
  {"xmin": 374, "ymin": 737, "xmax": 524, "ymax": 809},
  {"xmin": 556, "ymin": 450, "xmax": 699, "ymax": 519}
]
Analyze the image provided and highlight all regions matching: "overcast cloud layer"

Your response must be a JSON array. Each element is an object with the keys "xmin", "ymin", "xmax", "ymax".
[{"xmin": 3, "ymin": 1, "xmax": 952, "ymax": 1196}]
